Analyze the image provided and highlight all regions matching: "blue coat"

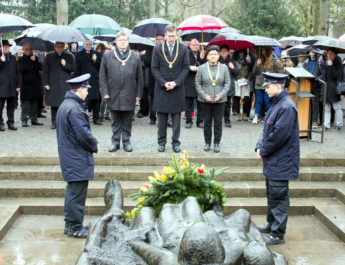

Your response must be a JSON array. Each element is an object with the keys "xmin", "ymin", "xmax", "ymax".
[
  {"xmin": 56, "ymin": 91, "xmax": 98, "ymax": 182},
  {"xmin": 255, "ymin": 89, "xmax": 300, "ymax": 180}
]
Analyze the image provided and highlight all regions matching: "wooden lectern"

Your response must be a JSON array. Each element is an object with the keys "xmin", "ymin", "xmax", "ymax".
[{"xmin": 284, "ymin": 67, "xmax": 315, "ymax": 138}]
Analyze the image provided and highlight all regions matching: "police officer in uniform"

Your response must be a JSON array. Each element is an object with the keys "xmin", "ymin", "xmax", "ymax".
[
  {"xmin": 56, "ymin": 73, "xmax": 98, "ymax": 238},
  {"xmin": 255, "ymin": 73, "xmax": 300, "ymax": 246}
]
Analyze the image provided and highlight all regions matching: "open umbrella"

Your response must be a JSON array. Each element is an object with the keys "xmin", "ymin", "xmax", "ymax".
[
  {"xmin": 286, "ymin": 44, "xmax": 311, "ymax": 56},
  {"xmin": 180, "ymin": 29, "xmax": 220, "ymax": 42},
  {"xmin": 129, "ymin": 34, "xmax": 154, "ymax": 51},
  {"xmin": 94, "ymin": 34, "xmax": 116, "ymax": 42},
  {"xmin": 207, "ymin": 33, "xmax": 254, "ymax": 50},
  {"xmin": 15, "ymin": 31, "xmax": 54, "ymax": 52},
  {"xmin": 132, "ymin": 18, "xmax": 171, "ymax": 38},
  {"xmin": 69, "ymin": 14, "xmax": 122, "ymax": 35},
  {"xmin": 302, "ymin": 35, "xmax": 330, "ymax": 45},
  {"xmin": 219, "ymin": 27, "xmax": 242, "ymax": 34},
  {"xmin": 23, "ymin": 23, "xmax": 56, "ymax": 34},
  {"xmin": 279, "ymin": 36, "xmax": 306, "ymax": 49},
  {"xmin": 37, "ymin": 25, "xmax": 90, "ymax": 43},
  {"xmin": 313, "ymin": 37, "xmax": 345, "ymax": 54},
  {"xmin": 247, "ymin": 35, "xmax": 281, "ymax": 47}
]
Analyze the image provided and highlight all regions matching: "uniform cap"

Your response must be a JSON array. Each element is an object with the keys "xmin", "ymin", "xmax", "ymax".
[
  {"xmin": 263, "ymin": 72, "xmax": 288, "ymax": 87},
  {"xmin": 66, "ymin": 73, "xmax": 91, "ymax": 89}
]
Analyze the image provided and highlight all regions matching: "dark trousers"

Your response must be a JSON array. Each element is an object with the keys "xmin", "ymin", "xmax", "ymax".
[
  {"xmin": 139, "ymin": 87, "xmax": 149, "ymax": 116},
  {"xmin": 87, "ymin": 99, "xmax": 100, "ymax": 121},
  {"xmin": 233, "ymin": 96, "xmax": 251, "ymax": 115},
  {"xmin": 157, "ymin": 112, "xmax": 181, "ymax": 146},
  {"xmin": 64, "ymin": 181, "xmax": 89, "ymax": 230},
  {"xmin": 110, "ymin": 110, "xmax": 133, "ymax": 145},
  {"xmin": 51, "ymin": 106, "xmax": 58, "ymax": 126},
  {"xmin": 266, "ymin": 179, "xmax": 290, "ymax": 238},
  {"xmin": 0, "ymin": 97, "xmax": 16, "ymax": 125},
  {"xmin": 201, "ymin": 102, "xmax": 225, "ymax": 144},
  {"xmin": 223, "ymin": 96, "xmax": 232, "ymax": 123},
  {"xmin": 148, "ymin": 93, "xmax": 156, "ymax": 121},
  {"xmin": 311, "ymin": 85, "xmax": 321, "ymax": 123},
  {"xmin": 21, "ymin": 99, "xmax": 38, "ymax": 122},
  {"xmin": 185, "ymin": 97, "xmax": 196, "ymax": 124}
]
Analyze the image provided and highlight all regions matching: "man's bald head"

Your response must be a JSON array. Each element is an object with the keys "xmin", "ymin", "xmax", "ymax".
[{"xmin": 22, "ymin": 43, "xmax": 32, "ymax": 56}]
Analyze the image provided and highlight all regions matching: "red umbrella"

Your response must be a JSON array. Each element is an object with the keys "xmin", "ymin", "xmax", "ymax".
[{"xmin": 207, "ymin": 33, "xmax": 254, "ymax": 50}]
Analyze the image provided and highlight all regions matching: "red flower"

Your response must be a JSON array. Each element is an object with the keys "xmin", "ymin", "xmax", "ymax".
[
  {"xmin": 144, "ymin": 184, "xmax": 150, "ymax": 189},
  {"xmin": 198, "ymin": 168, "xmax": 205, "ymax": 174}
]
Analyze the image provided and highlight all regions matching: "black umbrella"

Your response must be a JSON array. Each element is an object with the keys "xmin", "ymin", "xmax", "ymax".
[
  {"xmin": 180, "ymin": 29, "xmax": 220, "ymax": 42},
  {"xmin": 128, "ymin": 34, "xmax": 154, "ymax": 51},
  {"xmin": 313, "ymin": 37, "xmax": 345, "ymax": 54},
  {"xmin": 279, "ymin": 36, "xmax": 307, "ymax": 49},
  {"xmin": 247, "ymin": 35, "xmax": 281, "ymax": 47},
  {"xmin": 286, "ymin": 44, "xmax": 311, "ymax": 56},
  {"xmin": 37, "ymin": 25, "xmax": 90, "ymax": 43},
  {"xmin": 15, "ymin": 30, "xmax": 54, "ymax": 52},
  {"xmin": 302, "ymin": 35, "xmax": 330, "ymax": 45},
  {"xmin": 94, "ymin": 34, "xmax": 116, "ymax": 42},
  {"xmin": 132, "ymin": 18, "xmax": 171, "ymax": 38}
]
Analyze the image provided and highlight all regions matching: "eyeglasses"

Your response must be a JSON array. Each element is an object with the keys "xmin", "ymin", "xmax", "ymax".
[{"xmin": 117, "ymin": 39, "xmax": 128, "ymax": 42}]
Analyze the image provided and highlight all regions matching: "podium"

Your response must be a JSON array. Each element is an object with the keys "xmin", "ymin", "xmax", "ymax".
[{"xmin": 285, "ymin": 67, "xmax": 315, "ymax": 139}]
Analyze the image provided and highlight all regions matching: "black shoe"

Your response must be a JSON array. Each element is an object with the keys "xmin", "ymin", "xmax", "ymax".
[
  {"xmin": 8, "ymin": 124, "xmax": 17, "ymax": 130},
  {"xmin": 332, "ymin": 126, "xmax": 342, "ymax": 131},
  {"xmin": 68, "ymin": 226, "xmax": 88, "ymax": 238},
  {"xmin": 22, "ymin": 121, "xmax": 29, "ymax": 127},
  {"xmin": 0, "ymin": 124, "xmax": 5, "ymax": 131},
  {"xmin": 64, "ymin": 225, "xmax": 88, "ymax": 235},
  {"xmin": 225, "ymin": 121, "xmax": 232, "ymax": 128},
  {"xmin": 123, "ymin": 143, "xmax": 133, "ymax": 152},
  {"xmin": 108, "ymin": 144, "xmax": 120, "ymax": 152},
  {"xmin": 264, "ymin": 235, "xmax": 285, "ymax": 246},
  {"xmin": 93, "ymin": 120, "xmax": 103, "ymax": 125},
  {"xmin": 232, "ymin": 111, "xmax": 237, "ymax": 116},
  {"xmin": 38, "ymin": 114, "xmax": 46, "ymax": 118},
  {"xmin": 185, "ymin": 122, "xmax": 192, "ymax": 129},
  {"xmin": 167, "ymin": 120, "xmax": 172, "ymax": 127},
  {"xmin": 257, "ymin": 224, "xmax": 271, "ymax": 233},
  {"xmin": 197, "ymin": 122, "xmax": 204, "ymax": 128},
  {"xmin": 136, "ymin": 112, "xmax": 144, "ymax": 118},
  {"xmin": 158, "ymin": 144, "xmax": 165, "ymax": 152},
  {"xmin": 214, "ymin": 144, "xmax": 220, "ymax": 153},
  {"xmin": 51, "ymin": 124, "xmax": 56, "ymax": 129},
  {"xmin": 31, "ymin": 120, "xmax": 44, "ymax": 126},
  {"xmin": 105, "ymin": 117, "xmax": 110, "ymax": 121},
  {"xmin": 204, "ymin": 143, "xmax": 210, "ymax": 151},
  {"xmin": 172, "ymin": 145, "xmax": 181, "ymax": 153},
  {"xmin": 149, "ymin": 119, "xmax": 156, "ymax": 125}
]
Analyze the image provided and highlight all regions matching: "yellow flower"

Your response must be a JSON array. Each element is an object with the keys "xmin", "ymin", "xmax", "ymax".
[
  {"xmin": 160, "ymin": 174, "xmax": 167, "ymax": 181},
  {"xmin": 167, "ymin": 167, "xmax": 175, "ymax": 174},
  {"xmin": 140, "ymin": 187, "xmax": 148, "ymax": 191},
  {"xmin": 154, "ymin": 171, "xmax": 160, "ymax": 180},
  {"xmin": 148, "ymin": 176, "xmax": 155, "ymax": 182},
  {"xmin": 125, "ymin": 212, "xmax": 130, "ymax": 217},
  {"xmin": 138, "ymin": 197, "xmax": 146, "ymax": 202}
]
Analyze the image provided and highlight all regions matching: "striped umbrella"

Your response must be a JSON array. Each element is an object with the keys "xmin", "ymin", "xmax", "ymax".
[{"xmin": 247, "ymin": 35, "xmax": 281, "ymax": 47}]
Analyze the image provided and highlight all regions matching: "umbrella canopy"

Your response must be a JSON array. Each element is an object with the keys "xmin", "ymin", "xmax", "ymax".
[
  {"xmin": 128, "ymin": 34, "xmax": 154, "ymax": 51},
  {"xmin": 23, "ymin": 23, "xmax": 56, "ymax": 34},
  {"xmin": 207, "ymin": 33, "xmax": 254, "ymax": 50},
  {"xmin": 286, "ymin": 44, "xmax": 311, "ymax": 56},
  {"xmin": 279, "ymin": 36, "xmax": 306, "ymax": 49},
  {"xmin": 69, "ymin": 14, "xmax": 122, "ymax": 35},
  {"xmin": 302, "ymin": 35, "xmax": 330, "ymax": 45},
  {"xmin": 15, "ymin": 30, "xmax": 54, "ymax": 52},
  {"xmin": 219, "ymin": 27, "xmax": 242, "ymax": 34},
  {"xmin": 122, "ymin": 28, "xmax": 132, "ymax": 35},
  {"xmin": 37, "ymin": 25, "xmax": 90, "ymax": 43},
  {"xmin": 132, "ymin": 17, "xmax": 171, "ymax": 38},
  {"xmin": 247, "ymin": 35, "xmax": 281, "ymax": 47},
  {"xmin": 94, "ymin": 34, "xmax": 116, "ymax": 42},
  {"xmin": 180, "ymin": 29, "xmax": 220, "ymax": 42},
  {"xmin": 338, "ymin": 33, "xmax": 345, "ymax": 44},
  {"xmin": 0, "ymin": 14, "xmax": 34, "ymax": 33},
  {"xmin": 178, "ymin": 15, "xmax": 228, "ymax": 31},
  {"xmin": 313, "ymin": 37, "xmax": 345, "ymax": 54}
]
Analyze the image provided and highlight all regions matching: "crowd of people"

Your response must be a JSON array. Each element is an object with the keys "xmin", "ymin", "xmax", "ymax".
[{"xmin": 0, "ymin": 24, "xmax": 345, "ymax": 152}]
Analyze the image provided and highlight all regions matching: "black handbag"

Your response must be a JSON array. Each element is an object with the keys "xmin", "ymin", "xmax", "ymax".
[{"xmin": 336, "ymin": 81, "xmax": 345, "ymax": 95}]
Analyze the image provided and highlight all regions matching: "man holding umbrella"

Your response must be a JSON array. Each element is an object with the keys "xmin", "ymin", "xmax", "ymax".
[
  {"xmin": 151, "ymin": 24, "xmax": 190, "ymax": 152},
  {"xmin": 42, "ymin": 42, "xmax": 76, "ymax": 129},
  {"xmin": 0, "ymin": 40, "xmax": 20, "ymax": 131}
]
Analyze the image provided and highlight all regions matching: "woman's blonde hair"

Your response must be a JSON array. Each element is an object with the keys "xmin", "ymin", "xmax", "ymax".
[{"xmin": 255, "ymin": 46, "xmax": 273, "ymax": 68}]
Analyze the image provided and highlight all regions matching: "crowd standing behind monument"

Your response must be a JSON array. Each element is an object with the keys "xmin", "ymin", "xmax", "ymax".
[{"xmin": 0, "ymin": 26, "xmax": 345, "ymax": 149}]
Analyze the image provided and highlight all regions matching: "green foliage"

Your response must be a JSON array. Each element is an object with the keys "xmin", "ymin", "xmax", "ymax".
[
  {"xmin": 126, "ymin": 151, "xmax": 227, "ymax": 219},
  {"xmin": 228, "ymin": 0, "xmax": 303, "ymax": 39}
]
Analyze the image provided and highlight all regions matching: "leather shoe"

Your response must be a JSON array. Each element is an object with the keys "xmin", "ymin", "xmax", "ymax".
[
  {"xmin": 264, "ymin": 235, "xmax": 285, "ymax": 246},
  {"xmin": 185, "ymin": 122, "xmax": 192, "ymax": 129},
  {"xmin": 31, "ymin": 120, "xmax": 43, "ymax": 126},
  {"xmin": 225, "ymin": 121, "xmax": 232, "ymax": 128},
  {"xmin": 22, "ymin": 121, "xmax": 29, "ymax": 127},
  {"xmin": 8, "ymin": 124, "xmax": 17, "ymax": 130},
  {"xmin": 257, "ymin": 224, "xmax": 271, "ymax": 233},
  {"xmin": 123, "ymin": 143, "xmax": 133, "ymax": 152},
  {"xmin": 196, "ymin": 122, "xmax": 204, "ymax": 128},
  {"xmin": 204, "ymin": 143, "xmax": 210, "ymax": 151},
  {"xmin": 108, "ymin": 144, "xmax": 120, "ymax": 152},
  {"xmin": 136, "ymin": 112, "xmax": 144, "ymax": 118},
  {"xmin": 149, "ymin": 119, "xmax": 156, "ymax": 125},
  {"xmin": 51, "ymin": 124, "xmax": 56, "ymax": 129},
  {"xmin": 214, "ymin": 144, "xmax": 220, "ymax": 153},
  {"xmin": 172, "ymin": 145, "xmax": 181, "ymax": 153},
  {"xmin": 93, "ymin": 120, "xmax": 103, "ymax": 125},
  {"xmin": 38, "ymin": 114, "xmax": 46, "ymax": 118},
  {"xmin": 0, "ymin": 124, "xmax": 5, "ymax": 131},
  {"xmin": 158, "ymin": 144, "xmax": 165, "ymax": 152}
]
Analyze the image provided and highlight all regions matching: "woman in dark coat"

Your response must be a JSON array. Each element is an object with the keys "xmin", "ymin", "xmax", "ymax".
[{"xmin": 321, "ymin": 48, "xmax": 343, "ymax": 130}]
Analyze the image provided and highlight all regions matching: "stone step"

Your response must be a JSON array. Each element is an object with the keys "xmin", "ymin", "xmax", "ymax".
[
  {"xmin": 1, "ymin": 153, "xmax": 345, "ymax": 167},
  {"xmin": 0, "ymin": 180, "xmax": 344, "ymax": 199},
  {"xmin": 1, "ymin": 165, "xmax": 345, "ymax": 181}
]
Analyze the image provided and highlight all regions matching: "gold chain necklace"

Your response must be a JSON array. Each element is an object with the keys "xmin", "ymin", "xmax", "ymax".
[
  {"xmin": 162, "ymin": 41, "xmax": 179, "ymax": 68},
  {"xmin": 114, "ymin": 49, "xmax": 132, "ymax": 66},
  {"xmin": 207, "ymin": 62, "xmax": 220, "ymax": 86}
]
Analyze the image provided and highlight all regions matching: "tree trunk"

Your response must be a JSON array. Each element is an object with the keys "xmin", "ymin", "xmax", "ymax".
[
  {"xmin": 211, "ymin": 0, "xmax": 215, "ymax": 16},
  {"xmin": 312, "ymin": 0, "xmax": 320, "ymax": 35},
  {"xmin": 319, "ymin": 0, "xmax": 329, "ymax": 35},
  {"xmin": 56, "ymin": 0, "xmax": 68, "ymax": 25},
  {"xmin": 149, "ymin": 0, "xmax": 155, "ymax": 18}
]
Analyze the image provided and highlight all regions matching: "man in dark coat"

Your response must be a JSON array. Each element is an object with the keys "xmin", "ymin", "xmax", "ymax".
[
  {"xmin": 100, "ymin": 32, "xmax": 143, "ymax": 153},
  {"xmin": 255, "ymin": 73, "xmax": 300, "ymax": 246},
  {"xmin": 75, "ymin": 40, "xmax": 102, "ymax": 125},
  {"xmin": 57, "ymin": 73, "xmax": 98, "ymax": 238},
  {"xmin": 0, "ymin": 40, "xmax": 20, "ymax": 131},
  {"xmin": 42, "ymin": 42, "xmax": 76, "ymax": 129},
  {"xmin": 184, "ymin": 39, "xmax": 205, "ymax": 129},
  {"xmin": 17, "ymin": 43, "xmax": 44, "ymax": 127},
  {"xmin": 151, "ymin": 24, "xmax": 190, "ymax": 152}
]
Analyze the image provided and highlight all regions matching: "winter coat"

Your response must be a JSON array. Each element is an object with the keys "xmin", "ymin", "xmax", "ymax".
[
  {"xmin": 303, "ymin": 59, "xmax": 322, "ymax": 96},
  {"xmin": 56, "ymin": 91, "xmax": 98, "ymax": 182},
  {"xmin": 253, "ymin": 58, "xmax": 282, "ymax": 90},
  {"xmin": 255, "ymin": 89, "xmax": 300, "ymax": 181},
  {"xmin": 195, "ymin": 62, "xmax": 230, "ymax": 103},
  {"xmin": 142, "ymin": 50, "xmax": 155, "ymax": 95},
  {"xmin": 99, "ymin": 47, "xmax": 143, "ymax": 111},
  {"xmin": 0, "ymin": 52, "xmax": 20, "ymax": 98},
  {"xmin": 17, "ymin": 54, "xmax": 42, "ymax": 100},
  {"xmin": 151, "ymin": 41, "xmax": 190, "ymax": 113},
  {"xmin": 219, "ymin": 55, "xmax": 239, "ymax": 96},
  {"xmin": 75, "ymin": 49, "xmax": 102, "ymax": 101},
  {"xmin": 42, "ymin": 51, "xmax": 76, "ymax": 107},
  {"xmin": 184, "ymin": 50, "xmax": 205, "ymax": 97}
]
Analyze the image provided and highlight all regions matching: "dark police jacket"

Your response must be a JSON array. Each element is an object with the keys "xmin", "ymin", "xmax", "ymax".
[
  {"xmin": 56, "ymin": 91, "xmax": 98, "ymax": 182},
  {"xmin": 255, "ymin": 89, "xmax": 300, "ymax": 181}
]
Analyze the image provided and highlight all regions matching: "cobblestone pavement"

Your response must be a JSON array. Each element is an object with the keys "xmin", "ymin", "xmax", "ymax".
[{"xmin": 1, "ymin": 106, "xmax": 344, "ymax": 156}]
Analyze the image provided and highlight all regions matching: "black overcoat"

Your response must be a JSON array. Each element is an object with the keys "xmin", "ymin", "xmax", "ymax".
[
  {"xmin": 42, "ymin": 51, "xmax": 76, "ymax": 107},
  {"xmin": 142, "ymin": 50, "xmax": 155, "ymax": 95},
  {"xmin": 75, "ymin": 49, "xmax": 102, "ymax": 100},
  {"xmin": 0, "ymin": 53, "xmax": 20, "ymax": 98},
  {"xmin": 184, "ymin": 49, "xmax": 205, "ymax": 97},
  {"xmin": 219, "ymin": 55, "xmax": 240, "ymax": 96},
  {"xmin": 320, "ymin": 56, "xmax": 343, "ymax": 103},
  {"xmin": 303, "ymin": 59, "xmax": 322, "ymax": 96},
  {"xmin": 99, "ymin": 48, "xmax": 143, "ymax": 111},
  {"xmin": 17, "ymin": 54, "xmax": 43, "ymax": 100},
  {"xmin": 151, "ymin": 41, "xmax": 190, "ymax": 113}
]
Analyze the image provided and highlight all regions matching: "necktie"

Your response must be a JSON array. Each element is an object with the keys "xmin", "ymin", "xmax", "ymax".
[{"xmin": 169, "ymin": 46, "xmax": 173, "ymax": 56}]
